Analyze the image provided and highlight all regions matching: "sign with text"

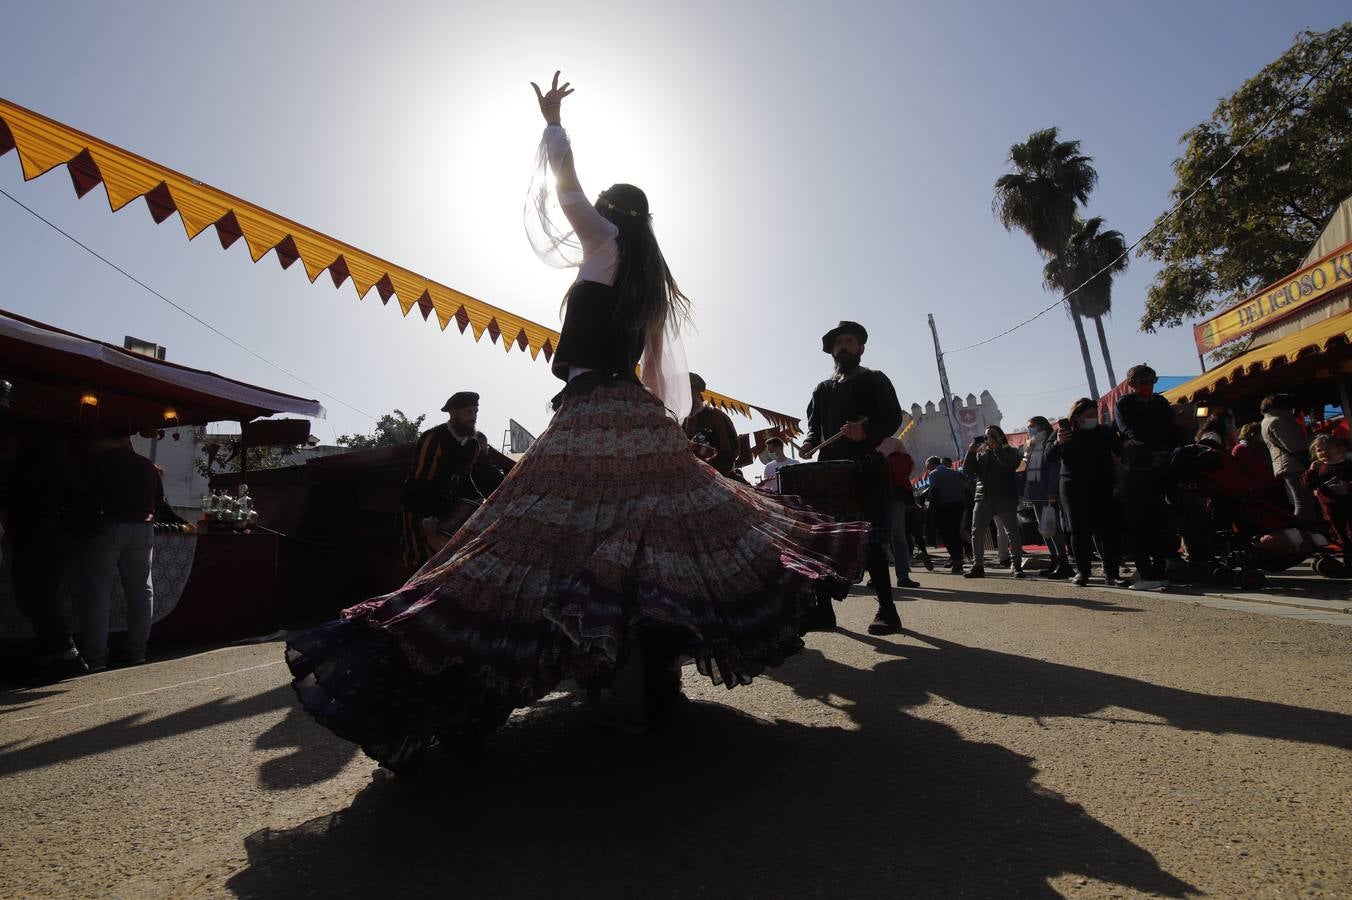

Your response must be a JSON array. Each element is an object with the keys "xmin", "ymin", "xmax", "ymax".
[{"xmin": 1194, "ymin": 240, "xmax": 1352, "ymax": 354}]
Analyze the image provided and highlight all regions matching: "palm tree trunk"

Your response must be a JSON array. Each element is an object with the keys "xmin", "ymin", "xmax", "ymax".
[
  {"xmin": 1069, "ymin": 309, "xmax": 1100, "ymax": 400},
  {"xmin": 1092, "ymin": 315, "xmax": 1117, "ymax": 386}
]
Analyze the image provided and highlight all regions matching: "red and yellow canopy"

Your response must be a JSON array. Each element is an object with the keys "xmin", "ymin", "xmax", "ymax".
[{"xmin": 0, "ymin": 97, "xmax": 800, "ymax": 437}]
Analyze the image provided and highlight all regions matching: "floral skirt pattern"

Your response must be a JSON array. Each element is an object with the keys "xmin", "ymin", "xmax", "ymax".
[{"xmin": 287, "ymin": 378, "xmax": 868, "ymax": 771}]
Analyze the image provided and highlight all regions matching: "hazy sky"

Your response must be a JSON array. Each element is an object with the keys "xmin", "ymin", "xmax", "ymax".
[{"xmin": 2, "ymin": 2, "xmax": 1346, "ymax": 460}]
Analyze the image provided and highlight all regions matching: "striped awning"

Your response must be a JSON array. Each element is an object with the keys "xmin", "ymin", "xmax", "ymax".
[
  {"xmin": 1163, "ymin": 308, "xmax": 1352, "ymax": 404},
  {"xmin": 0, "ymin": 97, "xmax": 800, "ymax": 435}
]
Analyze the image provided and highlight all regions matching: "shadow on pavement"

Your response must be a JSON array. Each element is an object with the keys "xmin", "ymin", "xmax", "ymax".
[
  {"xmin": 875, "ymin": 581, "xmax": 1144, "ymax": 614},
  {"xmin": 0, "ymin": 684, "xmax": 357, "ymax": 780},
  {"xmin": 226, "ymin": 689, "xmax": 1195, "ymax": 898},
  {"xmin": 823, "ymin": 630, "xmax": 1352, "ymax": 751},
  {"xmin": 254, "ymin": 703, "xmax": 364, "ymax": 790}
]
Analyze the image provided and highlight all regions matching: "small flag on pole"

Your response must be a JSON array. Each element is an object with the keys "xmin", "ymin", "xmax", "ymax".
[{"xmin": 508, "ymin": 419, "xmax": 537, "ymax": 453}]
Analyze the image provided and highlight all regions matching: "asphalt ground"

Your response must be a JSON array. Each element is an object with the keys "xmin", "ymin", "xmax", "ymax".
[{"xmin": 2, "ymin": 570, "xmax": 1349, "ymax": 899}]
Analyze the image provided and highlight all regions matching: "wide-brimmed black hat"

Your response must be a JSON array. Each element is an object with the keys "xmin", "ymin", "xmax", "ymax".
[
  {"xmin": 822, "ymin": 321, "xmax": 868, "ymax": 353},
  {"xmin": 441, "ymin": 391, "xmax": 480, "ymax": 412}
]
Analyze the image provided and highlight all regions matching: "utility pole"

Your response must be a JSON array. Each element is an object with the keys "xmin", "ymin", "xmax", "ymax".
[{"xmin": 928, "ymin": 314, "xmax": 964, "ymax": 457}]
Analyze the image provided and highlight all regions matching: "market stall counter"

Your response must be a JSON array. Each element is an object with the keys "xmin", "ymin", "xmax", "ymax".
[{"xmin": 0, "ymin": 530, "xmax": 280, "ymax": 647}]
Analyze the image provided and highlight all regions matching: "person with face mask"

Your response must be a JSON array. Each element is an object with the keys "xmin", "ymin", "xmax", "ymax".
[
  {"xmin": 1046, "ymin": 398, "xmax": 1127, "ymax": 587},
  {"xmin": 960, "ymin": 425, "xmax": 1025, "ymax": 578},
  {"xmin": 1022, "ymin": 416, "xmax": 1072, "ymax": 579},
  {"xmin": 1113, "ymin": 364, "xmax": 1183, "ymax": 591}
]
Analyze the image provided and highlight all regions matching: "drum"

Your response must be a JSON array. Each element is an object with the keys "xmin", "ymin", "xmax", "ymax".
[
  {"xmin": 777, "ymin": 460, "xmax": 863, "ymax": 522},
  {"xmin": 420, "ymin": 497, "xmax": 482, "ymax": 554}
]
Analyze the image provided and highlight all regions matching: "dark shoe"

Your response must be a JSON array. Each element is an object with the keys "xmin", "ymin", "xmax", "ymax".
[
  {"xmin": 1073, "ymin": 574, "xmax": 1090, "ymax": 587},
  {"xmin": 897, "ymin": 578, "xmax": 920, "ymax": 588},
  {"xmin": 997, "ymin": 558, "xmax": 1012, "ymax": 569},
  {"xmin": 948, "ymin": 564, "xmax": 963, "ymax": 574},
  {"xmin": 1013, "ymin": 569, "xmax": 1026, "ymax": 579},
  {"xmin": 922, "ymin": 557, "xmax": 935, "ymax": 572},
  {"xmin": 110, "ymin": 653, "xmax": 148, "ymax": 669},
  {"xmin": 1041, "ymin": 563, "xmax": 1070, "ymax": 580},
  {"xmin": 963, "ymin": 567, "xmax": 985, "ymax": 579},
  {"xmin": 867, "ymin": 602, "xmax": 901, "ymax": 635},
  {"xmin": 29, "ymin": 653, "xmax": 91, "ymax": 685}
]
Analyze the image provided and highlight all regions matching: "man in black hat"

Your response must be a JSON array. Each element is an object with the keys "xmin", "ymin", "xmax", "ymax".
[
  {"xmin": 683, "ymin": 373, "xmax": 741, "ymax": 478},
  {"xmin": 800, "ymin": 321, "xmax": 904, "ymax": 634},
  {"xmin": 399, "ymin": 391, "xmax": 505, "ymax": 570}
]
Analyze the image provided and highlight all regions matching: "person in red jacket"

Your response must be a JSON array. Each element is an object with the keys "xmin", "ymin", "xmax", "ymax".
[
  {"xmin": 1232, "ymin": 422, "xmax": 1278, "ymax": 492},
  {"xmin": 878, "ymin": 437, "xmax": 921, "ymax": 587}
]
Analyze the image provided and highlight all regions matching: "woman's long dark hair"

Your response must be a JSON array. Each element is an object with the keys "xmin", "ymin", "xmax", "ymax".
[{"xmin": 595, "ymin": 183, "xmax": 691, "ymax": 343}]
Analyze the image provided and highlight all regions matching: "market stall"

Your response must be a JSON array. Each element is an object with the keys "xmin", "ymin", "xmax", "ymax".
[{"xmin": 0, "ymin": 308, "xmax": 323, "ymax": 647}]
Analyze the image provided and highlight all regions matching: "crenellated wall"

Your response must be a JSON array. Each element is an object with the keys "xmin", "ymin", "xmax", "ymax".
[{"xmin": 901, "ymin": 391, "xmax": 1003, "ymax": 463}]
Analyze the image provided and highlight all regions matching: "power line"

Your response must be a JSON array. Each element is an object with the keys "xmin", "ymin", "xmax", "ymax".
[
  {"xmin": 947, "ymin": 29, "xmax": 1352, "ymax": 356},
  {"xmin": 0, "ymin": 186, "xmax": 376, "ymax": 422},
  {"xmin": 1000, "ymin": 382, "xmax": 1089, "ymax": 399}
]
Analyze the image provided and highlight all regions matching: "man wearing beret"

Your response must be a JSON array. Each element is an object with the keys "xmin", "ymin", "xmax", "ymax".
[
  {"xmin": 400, "ymin": 391, "xmax": 505, "ymax": 570},
  {"xmin": 800, "ymin": 321, "xmax": 904, "ymax": 635},
  {"xmin": 683, "ymin": 372, "xmax": 742, "ymax": 478}
]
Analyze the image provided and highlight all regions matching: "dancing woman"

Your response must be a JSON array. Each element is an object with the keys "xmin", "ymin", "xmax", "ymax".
[{"xmin": 285, "ymin": 72, "xmax": 869, "ymax": 773}]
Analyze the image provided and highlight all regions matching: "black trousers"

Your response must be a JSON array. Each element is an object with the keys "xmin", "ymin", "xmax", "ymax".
[
  {"xmin": 856, "ymin": 455, "xmax": 894, "ymax": 606},
  {"xmin": 1061, "ymin": 481, "xmax": 1121, "ymax": 579},
  {"xmin": 906, "ymin": 504, "xmax": 930, "ymax": 560},
  {"xmin": 1120, "ymin": 467, "xmax": 1172, "ymax": 580},
  {"xmin": 932, "ymin": 502, "xmax": 965, "ymax": 568}
]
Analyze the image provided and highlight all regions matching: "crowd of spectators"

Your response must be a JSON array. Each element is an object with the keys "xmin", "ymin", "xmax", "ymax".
[{"xmin": 886, "ymin": 365, "xmax": 1349, "ymax": 590}]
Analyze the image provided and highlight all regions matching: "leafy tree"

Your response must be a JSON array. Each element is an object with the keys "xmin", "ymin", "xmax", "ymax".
[
  {"xmin": 1139, "ymin": 24, "xmax": 1352, "ymax": 333},
  {"xmin": 994, "ymin": 128, "xmax": 1113, "ymax": 398},
  {"xmin": 194, "ymin": 430, "xmax": 299, "ymax": 479},
  {"xmin": 336, "ymin": 409, "xmax": 426, "ymax": 450},
  {"xmin": 1043, "ymin": 218, "xmax": 1130, "ymax": 385}
]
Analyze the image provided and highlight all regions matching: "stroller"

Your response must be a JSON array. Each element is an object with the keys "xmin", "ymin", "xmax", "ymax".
[{"xmin": 1170, "ymin": 443, "xmax": 1337, "ymax": 589}]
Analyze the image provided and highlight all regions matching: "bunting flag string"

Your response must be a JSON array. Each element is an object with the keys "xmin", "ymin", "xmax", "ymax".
[{"xmin": 0, "ymin": 97, "xmax": 800, "ymax": 435}]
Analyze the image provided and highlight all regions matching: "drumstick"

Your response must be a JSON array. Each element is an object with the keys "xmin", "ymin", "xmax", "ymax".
[{"xmin": 801, "ymin": 417, "xmax": 869, "ymax": 459}]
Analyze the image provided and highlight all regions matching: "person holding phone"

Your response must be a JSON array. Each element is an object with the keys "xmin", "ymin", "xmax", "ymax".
[
  {"xmin": 1047, "ymin": 399, "xmax": 1128, "ymax": 587},
  {"xmin": 960, "ymin": 426, "xmax": 1025, "ymax": 578}
]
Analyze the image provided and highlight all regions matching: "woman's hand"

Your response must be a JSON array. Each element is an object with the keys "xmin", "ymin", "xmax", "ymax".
[{"xmin": 531, "ymin": 71, "xmax": 573, "ymax": 125}]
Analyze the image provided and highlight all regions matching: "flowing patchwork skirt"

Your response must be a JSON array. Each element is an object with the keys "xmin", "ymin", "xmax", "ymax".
[{"xmin": 287, "ymin": 378, "xmax": 867, "ymax": 771}]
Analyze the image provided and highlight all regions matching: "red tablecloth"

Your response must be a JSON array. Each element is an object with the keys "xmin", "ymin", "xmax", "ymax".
[{"xmin": 151, "ymin": 532, "xmax": 279, "ymax": 645}]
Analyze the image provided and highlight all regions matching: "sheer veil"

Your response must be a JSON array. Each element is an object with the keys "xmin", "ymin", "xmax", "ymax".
[{"xmin": 524, "ymin": 131, "xmax": 692, "ymax": 419}]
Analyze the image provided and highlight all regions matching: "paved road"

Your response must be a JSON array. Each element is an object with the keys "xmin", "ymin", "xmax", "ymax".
[{"xmin": 2, "ymin": 572, "xmax": 1349, "ymax": 899}]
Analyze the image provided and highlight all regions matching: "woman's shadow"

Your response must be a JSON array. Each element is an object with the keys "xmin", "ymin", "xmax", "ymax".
[{"xmin": 227, "ymin": 677, "xmax": 1195, "ymax": 898}]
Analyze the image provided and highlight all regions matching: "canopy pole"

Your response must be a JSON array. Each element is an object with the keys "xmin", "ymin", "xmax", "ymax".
[{"xmin": 238, "ymin": 419, "xmax": 249, "ymax": 489}]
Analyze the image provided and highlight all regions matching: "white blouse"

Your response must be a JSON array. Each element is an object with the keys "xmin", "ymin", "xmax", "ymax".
[
  {"xmin": 543, "ymin": 125, "xmax": 619, "ymax": 287},
  {"xmin": 544, "ymin": 124, "xmax": 621, "ymax": 381}
]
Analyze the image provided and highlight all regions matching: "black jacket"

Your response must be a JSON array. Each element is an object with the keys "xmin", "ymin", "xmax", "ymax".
[
  {"xmin": 805, "ymin": 367, "xmax": 903, "ymax": 462},
  {"xmin": 1046, "ymin": 427, "xmax": 1121, "ymax": 490},
  {"xmin": 962, "ymin": 446, "xmax": 1022, "ymax": 501}
]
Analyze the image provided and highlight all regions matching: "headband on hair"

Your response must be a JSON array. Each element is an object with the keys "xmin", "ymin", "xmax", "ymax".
[{"xmin": 599, "ymin": 196, "xmax": 643, "ymax": 218}]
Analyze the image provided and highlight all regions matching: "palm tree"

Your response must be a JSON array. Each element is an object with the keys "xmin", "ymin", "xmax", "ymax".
[
  {"xmin": 1042, "ymin": 217, "xmax": 1129, "ymax": 386},
  {"xmin": 993, "ymin": 128, "xmax": 1102, "ymax": 398}
]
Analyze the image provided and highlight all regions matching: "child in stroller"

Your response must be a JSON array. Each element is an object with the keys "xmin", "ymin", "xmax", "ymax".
[
  {"xmin": 1301, "ymin": 434, "xmax": 1351, "ymax": 577},
  {"xmin": 1171, "ymin": 429, "xmax": 1333, "ymax": 589}
]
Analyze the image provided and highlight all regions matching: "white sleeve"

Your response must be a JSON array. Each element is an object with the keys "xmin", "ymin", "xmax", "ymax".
[{"xmin": 543, "ymin": 125, "xmax": 617, "ymax": 257}]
